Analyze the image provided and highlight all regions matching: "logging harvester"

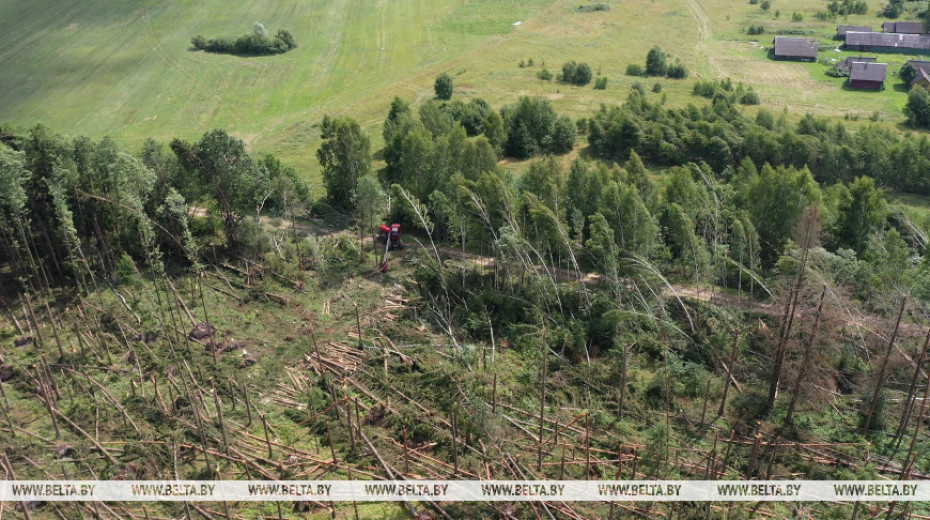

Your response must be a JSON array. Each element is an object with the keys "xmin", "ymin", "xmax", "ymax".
[{"xmin": 377, "ymin": 224, "xmax": 404, "ymax": 272}]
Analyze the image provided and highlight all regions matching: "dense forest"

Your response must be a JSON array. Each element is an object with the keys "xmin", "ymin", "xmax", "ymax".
[{"xmin": 2, "ymin": 83, "xmax": 930, "ymax": 519}]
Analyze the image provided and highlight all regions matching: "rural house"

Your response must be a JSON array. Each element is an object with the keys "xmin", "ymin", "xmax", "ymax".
[
  {"xmin": 905, "ymin": 59, "xmax": 930, "ymax": 81},
  {"xmin": 913, "ymin": 68, "xmax": 930, "ymax": 89},
  {"xmin": 837, "ymin": 25, "xmax": 872, "ymax": 39},
  {"xmin": 773, "ymin": 37, "xmax": 818, "ymax": 61},
  {"xmin": 882, "ymin": 21, "xmax": 925, "ymax": 34},
  {"xmin": 848, "ymin": 61, "xmax": 888, "ymax": 89},
  {"xmin": 905, "ymin": 61, "xmax": 930, "ymax": 88}
]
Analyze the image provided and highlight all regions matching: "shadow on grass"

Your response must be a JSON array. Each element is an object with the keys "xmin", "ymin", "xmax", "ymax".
[{"xmin": 839, "ymin": 81, "xmax": 886, "ymax": 92}]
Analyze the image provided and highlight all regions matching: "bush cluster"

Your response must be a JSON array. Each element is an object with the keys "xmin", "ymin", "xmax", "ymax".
[
  {"xmin": 503, "ymin": 97, "xmax": 577, "ymax": 157},
  {"xmin": 643, "ymin": 46, "xmax": 689, "ymax": 79},
  {"xmin": 667, "ymin": 62, "xmax": 688, "ymax": 78},
  {"xmin": 692, "ymin": 78, "xmax": 760, "ymax": 104},
  {"xmin": 829, "ymin": 0, "xmax": 867, "ymax": 15},
  {"xmin": 882, "ymin": 0, "xmax": 903, "ymax": 17},
  {"xmin": 560, "ymin": 61, "xmax": 593, "ymax": 85},
  {"xmin": 577, "ymin": 3, "xmax": 611, "ymax": 12},
  {"xmin": 192, "ymin": 27, "xmax": 296, "ymax": 56},
  {"xmin": 776, "ymin": 28, "xmax": 812, "ymax": 35}
]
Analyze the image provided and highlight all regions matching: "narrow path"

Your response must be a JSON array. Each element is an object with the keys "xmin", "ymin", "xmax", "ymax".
[
  {"xmin": 684, "ymin": 0, "xmax": 712, "ymax": 41},
  {"xmin": 683, "ymin": 0, "xmax": 725, "ymax": 77}
]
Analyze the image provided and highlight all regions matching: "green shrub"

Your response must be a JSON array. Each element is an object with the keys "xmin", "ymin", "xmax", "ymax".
[
  {"xmin": 731, "ymin": 391, "xmax": 772, "ymax": 422},
  {"xmin": 192, "ymin": 27, "xmax": 297, "ymax": 56},
  {"xmin": 900, "ymin": 63, "xmax": 917, "ymax": 84},
  {"xmin": 560, "ymin": 61, "xmax": 593, "ymax": 85},
  {"xmin": 537, "ymin": 68, "xmax": 553, "ymax": 81},
  {"xmin": 577, "ymin": 3, "xmax": 611, "ymax": 12},
  {"xmin": 776, "ymin": 28, "xmax": 811, "ymax": 35},
  {"xmin": 740, "ymin": 89, "xmax": 760, "ymax": 105},
  {"xmin": 645, "ymin": 46, "xmax": 667, "ymax": 76},
  {"xmin": 652, "ymin": 82, "xmax": 662, "ymax": 93},
  {"xmin": 666, "ymin": 61, "xmax": 688, "ymax": 79},
  {"xmin": 434, "ymin": 73, "xmax": 454, "ymax": 100},
  {"xmin": 594, "ymin": 76, "xmax": 608, "ymax": 90},
  {"xmin": 626, "ymin": 63, "xmax": 644, "ymax": 76}
]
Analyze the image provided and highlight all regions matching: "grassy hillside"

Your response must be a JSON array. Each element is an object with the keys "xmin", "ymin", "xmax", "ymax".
[
  {"xmin": 3, "ymin": 0, "xmax": 929, "ymax": 191},
  {"xmin": 0, "ymin": 0, "xmax": 556, "ymax": 187}
]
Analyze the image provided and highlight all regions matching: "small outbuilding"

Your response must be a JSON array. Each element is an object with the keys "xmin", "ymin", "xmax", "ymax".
[
  {"xmin": 913, "ymin": 68, "xmax": 930, "ymax": 89},
  {"xmin": 837, "ymin": 25, "xmax": 872, "ymax": 39},
  {"xmin": 906, "ymin": 61, "xmax": 930, "ymax": 88},
  {"xmin": 773, "ymin": 36, "xmax": 818, "ymax": 61},
  {"xmin": 837, "ymin": 56, "xmax": 876, "ymax": 73},
  {"xmin": 882, "ymin": 21, "xmax": 924, "ymax": 34},
  {"xmin": 848, "ymin": 61, "xmax": 888, "ymax": 89}
]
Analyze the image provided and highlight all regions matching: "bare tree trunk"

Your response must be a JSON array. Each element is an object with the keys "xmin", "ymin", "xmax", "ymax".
[
  {"xmin": 864, "ymin": 296, "xmax": 907, "ymax": 433},
  {"xmin": 784, "ymin": 285, "xmax": 826, "ymax": 427},
  {"xmin": 893, "ymin": 326, "xmax": 930, "ymax": 450},
  {"xmin": 718, "ymin": 329, "xmax": 741, "ymax": 416},
  {"xmin": 768, "ymin": 207, "xmax": 819, "ymax": 408},
  {"xmin": 537, "ymin": 337, "xmax": 548, "ymax": 472}
]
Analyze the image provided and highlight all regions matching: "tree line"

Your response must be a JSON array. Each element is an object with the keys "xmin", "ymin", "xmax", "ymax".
[
  {"xmin": 311, "ymin": 88, "xmax": 929, "ymax": 350},
  {"xmin": 587, "ymin": 87, "xmax": 930, "ymax": 196},
  {"xmin": 0, "ymin": 125, "xmax": 309, "ymax": 294}
]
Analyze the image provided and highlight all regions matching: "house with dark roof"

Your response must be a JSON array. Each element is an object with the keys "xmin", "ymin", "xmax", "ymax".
[
  {"xmin": 845, "ymin": 31, "xmax": 930, "ymax": 52},
  {"xmin": 848, "ymin": 61, "xmax": 888, "ymax": 89},
  {"xmin": 837, "ymin": 56, "xmax": 876, "ymax": 73},
  {"xmin": 882, "ymin": 21, "xmax": 924, "ymax": 34},
  {"xmin": 773, "ymin": 37, "xmax": 818, "ymax": 61},
  {"xmin": 905, "ymin": 61, "xmax": 930, "ymax": 88},
  {"xmin": 913, "ymin": 68, "xmax": 930, "ymax": 89},
  {"xmin": 837, "ymin": 25, "xmax": 872, "ymax": 39},
  {"xmin": 906, "ymin": 60, "xmax": 930, "ymax": 74}
]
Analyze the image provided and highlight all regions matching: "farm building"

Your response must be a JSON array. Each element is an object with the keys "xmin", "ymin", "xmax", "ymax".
[
  {"xmin": 913, "ymin": 68, "xmax": 930, "ymax": 89},
  {"xmin": 848, "ymin": 61, "xmax": 887, "ymax": 89},
  {"xmin": 844, "ymin": 31, "xmax": 930, "ymax": 52},
  {"xmin": 906, "ymin": 61, "xmax": 930, "ymax": 88},
  {"xmin": 905, "ymin": 60, "xmax": 930, "ymax": 75},
  {"xmin": 773, "ymin": 37, "xmax": 818, "ymax": 61},
  {"xmin": 837, "ymin": 25, "xmax": 872, "ymax": 38},
  {"xmin": 882, "ymin": 21, "xmax": 924, "ymax": 34},
  {"xmin": 837, "ymin": 56, "xmax": 876, "ymax": 73}
]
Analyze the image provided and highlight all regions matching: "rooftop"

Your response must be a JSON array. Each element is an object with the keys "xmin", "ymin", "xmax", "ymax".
[
  {"xmin": 773, "ymin": 36, "xmax": 818, "ymax": 58},
  {"xmin": 849, "ymin": 61, "xmax": 888, "ymax": 82}
]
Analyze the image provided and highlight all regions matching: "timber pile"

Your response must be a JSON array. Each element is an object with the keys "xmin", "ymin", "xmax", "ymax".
[{"xmin": 303, "ymin": 342, "xmax": 366, "ymax": 376}]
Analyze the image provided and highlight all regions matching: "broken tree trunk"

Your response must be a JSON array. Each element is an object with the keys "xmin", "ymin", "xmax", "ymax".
[{"xmin": 864, "ymin": 296, "xmax": 907, "ymax": 433}]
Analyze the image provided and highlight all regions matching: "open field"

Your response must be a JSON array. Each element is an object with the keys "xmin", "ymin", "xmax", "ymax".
[{"xmin": 2, "ymin": 0, "xmax": 930, "ymax": 189}]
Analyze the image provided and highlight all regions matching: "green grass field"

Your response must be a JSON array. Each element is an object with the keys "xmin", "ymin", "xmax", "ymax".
[{"xmin": 2, "ymin": 0, "xmax": 930, "ymax": 190}]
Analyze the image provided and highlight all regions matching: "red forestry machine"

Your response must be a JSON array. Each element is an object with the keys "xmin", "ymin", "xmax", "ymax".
[{"xmin": 377, "ymin": 224, "xmax": 404, "ymax": 272}]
